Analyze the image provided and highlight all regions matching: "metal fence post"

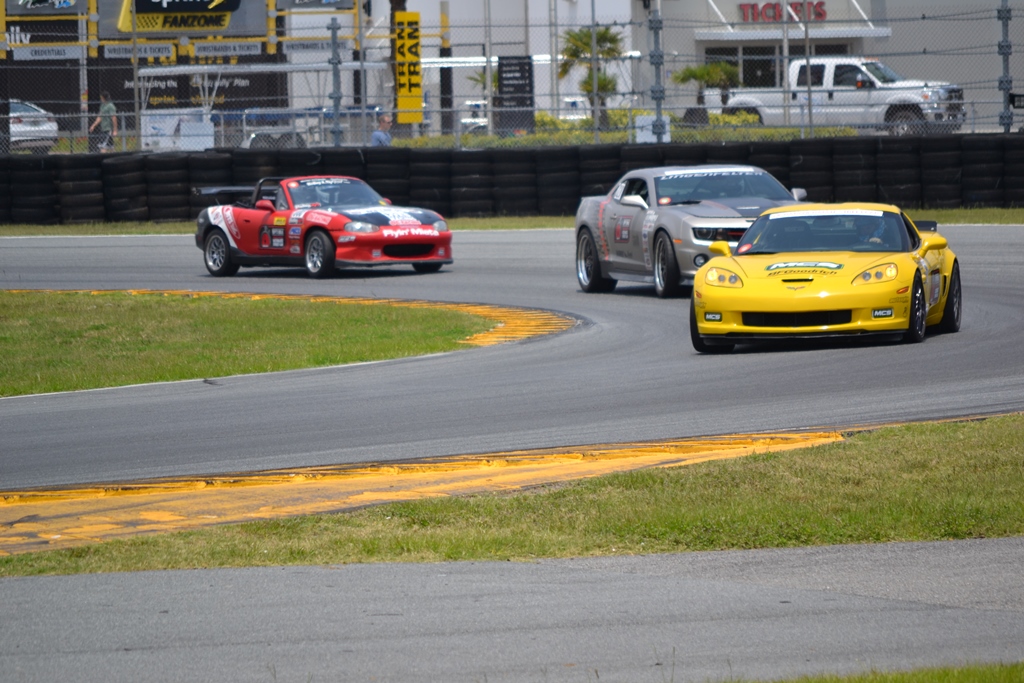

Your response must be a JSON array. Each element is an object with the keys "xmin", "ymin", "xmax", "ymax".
[
  {"xmin": 998, "ymin": 0, "xmax": 1013, "ymax": 134},
  {"xmin": 329, "ymin": 17, "xmax": 344, "ymax": 147},
  {"xmin": 649, "ymin": 0, "xmax": 666, "ymax": 144}
]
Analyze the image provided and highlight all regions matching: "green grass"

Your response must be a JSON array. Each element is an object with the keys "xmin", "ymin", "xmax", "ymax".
[
  {"xmin": 0, "ymin": 207, "xmax": 1020, "ymax": 237},
  {"xmin": 2, "ymin": 414, "xmax": 1021, "ymax": 576},
  {"xmin": 0, "ymin": 290, "xmax": 492, "ymax": 397},
  {"xmin": 770, "ymin": 663, "xmax": 1024, "ymax": 683}
]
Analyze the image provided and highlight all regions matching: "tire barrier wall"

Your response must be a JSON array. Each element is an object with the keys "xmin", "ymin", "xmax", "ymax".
[{"xmin": 1, "ymin": 135, "xmax": 1022, "ymax": 224}]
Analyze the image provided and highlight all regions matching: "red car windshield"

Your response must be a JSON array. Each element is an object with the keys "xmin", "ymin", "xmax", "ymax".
[{"xmin": 287, "ymin": 178, "xmax": 383, "ymax": 209}]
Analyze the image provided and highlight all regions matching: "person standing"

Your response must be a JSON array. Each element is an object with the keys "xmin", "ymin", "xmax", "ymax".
[
  {"xmin": 89, "ymin": 92, "xmax": 118, "ymax": 153},
  {"xmin": 371, "ymin": 113, "xmax": 392, "ymax": 146}
]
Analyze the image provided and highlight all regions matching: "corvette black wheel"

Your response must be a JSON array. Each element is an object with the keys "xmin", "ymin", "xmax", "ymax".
[
  {"xmin": 204, "ymin": 229, "xmax": 239, "ymax": 277},
  {"xmin": 939, "ymin": 261, "xmax": 962, "ymax": 333},
  {"xmin": 690, "ymin": 299, "xmax": 733, "ymax": 354},
  {"xmin": 653, "ymin": 231, "xmax": 682, "ymax": 298},
  {"xmin": 576, "ymin": 228, "xmax": 616, "ymax": 293},
  {"xmin": 305, "ymin": 230, "xmax": 335, "ymax": 279},
  {"xmin": 904, "ymin": 275, "xmax": 927, "ymax": 343}
]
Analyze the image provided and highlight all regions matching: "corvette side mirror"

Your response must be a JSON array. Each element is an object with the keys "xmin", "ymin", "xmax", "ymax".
[
  {"xmin": 919, "ymin": 234, "xmax": 948, "ymax": 254},
  {"xmin": 255, "ymin": 199, "xmax": 275, "ymax": 212},
  {"xmin": 709, "ymin": 240, "xmax": 732, "ymax": 257}
]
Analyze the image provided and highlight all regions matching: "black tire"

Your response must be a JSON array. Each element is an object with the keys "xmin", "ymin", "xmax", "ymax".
[
  {"xmin": 576, "ymin": 228, "xmax": 616, "ymax": 293},
  {"xmin": 204, "ymin": 229, "xmax": 239, "ymax": 277},
  {"xmin": 304, "ymin": 230, "xmax": 335, "ymax": 279},
  {"xmin": 939, "ymin": 261, "xmax": 962, "ymax": 334},
  {"xmin": 690, "ymin": 299, "xmax": 733, "ymax": 353},
  {"xmin": 412, "ymin": 263, "xmax": 443, "ymax": 273},
  {"xmin": 904, "ymin": 275, "xmax": 927, "ymax": 343},
  {"xmin": 889, "ymin": 110, "xmax": 925, "ymax": 137},
  {"xmin": 653, "ymin": 231, "xmax": 683, "ymax": 298}
]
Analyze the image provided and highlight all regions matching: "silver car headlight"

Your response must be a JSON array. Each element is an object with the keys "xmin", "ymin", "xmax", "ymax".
[
  {"xmin": 345, "ymin": 221, "xmax": 379, "ymax": 233},
  {"xmin": 693, "ymin": 227, "xmax": 716, "ymax": 241}
]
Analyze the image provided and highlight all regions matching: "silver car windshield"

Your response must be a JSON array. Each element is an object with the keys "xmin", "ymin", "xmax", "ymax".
[
  {"xmin": 654, "ymin": 171, "xmax": 792, "ymax": 204},
  {"xmin": 737, "ymin": 211, "xmax": 912, "ymax": 254},
  {"xmin": 288, "ymin": 178, "xmax": 383, "ymax": 209}
]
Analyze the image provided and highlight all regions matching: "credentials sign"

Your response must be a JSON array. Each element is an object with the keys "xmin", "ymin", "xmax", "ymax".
[
  {"xmin": 12, "ymin": 44, "xmax": 84, "ymax": 60},
  {"xmin": 394, "ymin": 11, "xmax": 422, "ymax": 124}
]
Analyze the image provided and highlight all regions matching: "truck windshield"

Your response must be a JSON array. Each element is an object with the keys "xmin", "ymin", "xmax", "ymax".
[{"xmin": 862, "ymin": 61, "xmax": 904, "ymax": 84}]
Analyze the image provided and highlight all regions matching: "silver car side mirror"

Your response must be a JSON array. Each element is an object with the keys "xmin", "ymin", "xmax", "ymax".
[
  {"xmin": 791, "ymin": 187, "xmax": 808, "ymax": 201},
  {"xmin": 620, "ymin": 194, "xmax": 648, "ymax": 210}
]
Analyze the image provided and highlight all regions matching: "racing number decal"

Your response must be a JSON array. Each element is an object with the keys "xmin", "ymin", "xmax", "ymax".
[{"xmin": 614, "ymin": 215, "xmax": 631, "ymax": 243}]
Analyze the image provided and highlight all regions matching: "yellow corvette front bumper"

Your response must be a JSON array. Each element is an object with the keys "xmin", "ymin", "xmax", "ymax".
[{"xmin": 693, "ymin": 282, "xmax": 914, "ymax": 340}]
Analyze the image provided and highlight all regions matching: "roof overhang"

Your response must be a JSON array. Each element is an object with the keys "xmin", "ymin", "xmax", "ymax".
[{"xmin": 695, "ymin": 26, "xmax": 892, "ymax": 42}]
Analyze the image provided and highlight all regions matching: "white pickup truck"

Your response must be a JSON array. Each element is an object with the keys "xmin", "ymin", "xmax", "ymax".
[{"xmin": 712, "ymin": 57, "xmax": 965, "ymax": 135}]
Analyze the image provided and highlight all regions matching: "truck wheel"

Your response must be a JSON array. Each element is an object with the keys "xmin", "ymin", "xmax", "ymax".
[{"xmin": 889, "ymin": 110, "xmax": 924, "ymax": 137}]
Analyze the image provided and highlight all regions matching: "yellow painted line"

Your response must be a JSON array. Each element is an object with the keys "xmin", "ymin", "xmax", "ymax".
[
  {"xmin": 0, "ymin": 432, "xmax": 841, "ymax": 556},
  {"xmin": 1, "ymin": 289, "xmax": 578, "ymax": 348}
]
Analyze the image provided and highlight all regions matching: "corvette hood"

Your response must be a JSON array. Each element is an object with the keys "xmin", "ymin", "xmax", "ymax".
[{"xmin": 727, "ymin": 252, "xmax": 909, "ymax": 284}]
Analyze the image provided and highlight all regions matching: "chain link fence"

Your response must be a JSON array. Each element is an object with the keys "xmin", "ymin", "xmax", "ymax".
[{"xmin": 0, "ymin": 3, "xmax": 1021, "ymax": 154}]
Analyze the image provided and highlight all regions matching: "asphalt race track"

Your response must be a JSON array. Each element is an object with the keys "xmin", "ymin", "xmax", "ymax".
[{"xmin": 2, "ymin": 225, "xmax": 1024, "ymax": 682}]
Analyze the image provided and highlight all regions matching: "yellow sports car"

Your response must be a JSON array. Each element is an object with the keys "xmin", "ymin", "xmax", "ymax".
[{"xmin": 690, "ymin": 203, "xmax": 961, "ymax": 353}]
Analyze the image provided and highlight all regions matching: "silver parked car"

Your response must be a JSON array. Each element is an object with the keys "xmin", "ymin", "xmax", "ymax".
[
  {"xmin": 9, "ymin": 99, "xmax": 58, "ymax": 154},
  {"xmin": 575, "ymin": 165, "xmax": 807, "ymax": 297}
]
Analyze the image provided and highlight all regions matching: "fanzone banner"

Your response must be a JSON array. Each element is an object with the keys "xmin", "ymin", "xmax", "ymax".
[
  {"xmin": 394, "ymin": 11, "xmax": 422, "ymax": 125},
  {"xmin": 116, "ymin": 0, "xmax": 241, "ymax": 33}
]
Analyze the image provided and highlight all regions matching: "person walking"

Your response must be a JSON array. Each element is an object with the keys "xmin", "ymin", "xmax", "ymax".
[
  {"xmin": 371, "ymin": 113, "xmax": 392, "ymax": 146},
  {"xmin": 89, "ymin": 91, "xmax": 118, "ymax": 153}
]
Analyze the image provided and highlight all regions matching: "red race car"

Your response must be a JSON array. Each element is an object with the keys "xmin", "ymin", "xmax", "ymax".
[{"xmin": 194, "ymin": 176, "xmax": 452, "ymax": 278}]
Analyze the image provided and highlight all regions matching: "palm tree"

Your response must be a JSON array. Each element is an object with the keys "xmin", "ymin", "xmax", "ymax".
[
  {"xmin": 558, "ymin": 25, "xmax": 624, "ymax": 129},
  {"xmin": 672, "ymin": 62, "xmax": 740, "ymax": 107}
]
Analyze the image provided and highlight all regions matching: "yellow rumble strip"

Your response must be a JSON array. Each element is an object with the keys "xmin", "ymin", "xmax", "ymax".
[{"xmin": 0, "ymin": 432, "xmax": 841, "ymax": 555}]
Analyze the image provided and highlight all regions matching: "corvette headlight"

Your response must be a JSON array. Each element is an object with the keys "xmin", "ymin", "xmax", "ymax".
[
  {"xmin": 344, "ymin": 221, "xmax": 378, "ymax": 233},
  {"xmin": 705, "ymin": 267, "xmax": 743, "ymax": 288},
  {"xmin": 852, "ymin": 263, "xmax": 898, "ymax": 285},
  {"xmin": 433, "ymin": 220, "xmax": 449, "ymax": 232}
]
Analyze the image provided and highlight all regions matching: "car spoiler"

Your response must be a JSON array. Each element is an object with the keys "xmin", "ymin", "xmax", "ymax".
[{"xmin": 193, "ymin": 185, "xmax": 255, "ymax": 207}]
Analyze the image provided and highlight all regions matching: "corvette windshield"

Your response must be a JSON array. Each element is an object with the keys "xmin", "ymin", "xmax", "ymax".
[
  {"xmin": 288, "ymin": 178, "xmax": 383, "ymax": 208},
  {"xmin": 737, "ymin": 210, "xmax": 911, "ymax": 254},
  {"xmin": 654, "ymin": 171, "xmax": 792, "ymax": 204}
]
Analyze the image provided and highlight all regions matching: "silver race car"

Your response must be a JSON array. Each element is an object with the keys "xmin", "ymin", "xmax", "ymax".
[{"xmin": 575, "ymin": 165, "xmax": 807, "ymax": 297}]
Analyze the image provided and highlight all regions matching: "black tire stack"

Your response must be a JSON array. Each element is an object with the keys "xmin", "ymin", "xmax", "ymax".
[
  {"xmin": 705, "ymin": 141, "xmax": 751, "ymax": 166},
  {"xmin": 320, "ymin": 148, "xmax": 365, "ymax": 179},
  {"xmin": 188, "ymin": 152, "xmax": 234, "ymax": 217},
  {"xmin": 535, "ymin": 147, "xmax": 581, "ymax": 216},
  {"xmin": 102, "ymin": 155, "xmax": 148, "ymax": 222},
  {"xmin": 619, "ymin": 144, "xmax": 662, "ymax": 174},
  {"xmin": 960, "ymin": 135, "xmax": 1004, "ymax": 207},
  {"xmin": 788, "ymin": 138, "xmax": 833, "ymax": 202},
  {"xmin": 578, "ymin": 145, "xmax": 622, "ymax": 196},
  {"xmin": 748, "ymin": 141, "xmax": 790, "ymax": 188},
  {"xmin": 0, "ymin": 157, "xmax": 9, "ymax": 223},
  {"xmin": 450, "ymin": 149, "xmax": 494, "ymax": 217},
  {"xmin": 145, "ymin": 153, "xmax": 191, "ymax": 222},
  {"xmin": 831, "ymin": 137, "xmax": 878, "ymax": 203},
  {"xmin": 9, "ymin": 156, "xmax": 59, "ymax": 225},
  {"xmin": 492, "ymin": 148, "xmax": 537, "ymax": 216},
  {"xmin": 875, "ymin": 137, "xmax": 921, "ymax": 208},
  {"xmin": 364, "ymin": 147, "xmax": 410, "ymax": 206},
  {"xmin": 1003, "ymin": 136, "xmax": 1024, "ymax": 207},
  {"xmin": 920, "ymin": 136, "xmax": 963, "ymax": 209},
  {"xmin": 408, "ymin": 148, "xmax": 453, "ymax": 216},
  {"xmin": 56, "ymin": 154, "xmax": 105, "ymax": 223},
  {"xmin": 232, "ymin": 149, "xmax": 278, "ymax": 185},
  {"xmin": 663, "ymin": 143, "xmax": 707, "ymax": 167},
  {"xmin": 278, "ymin": 148, "xmax": 324, "ymax": 180}
]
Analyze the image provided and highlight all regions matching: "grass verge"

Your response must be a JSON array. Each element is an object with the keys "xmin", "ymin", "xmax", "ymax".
[
  {"xmin": 2, "ymin": 414, "xmax": 1021, "ymax": 576},
  {"xmin": 0, "ymin": 290, "xmax": 492, "ymax": 397},
  {"xmin": 0, "ymin": 208, "xmax": 1020, "ymax": 237},
  {"xmin": 769, "ymin": 663, "xmax": 1024, "ymax": 683}
]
